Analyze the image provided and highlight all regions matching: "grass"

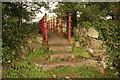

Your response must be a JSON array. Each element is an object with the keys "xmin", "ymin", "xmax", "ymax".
[
  {"xmin": 73, "ymin": 47, "xmax": 91, "ymax": 58},
  {"xmin": 3, "ymin": 61, "xmax": 119, "ymax": 78},
  {"xmin": 74, "ymin": 66, "xmax": 104, "ymax": 78},
  {"xmin": 3, "ymin": 46, "xmax": 119, "ymax": 78},
  {"xmin": 3, "ymin": 60, "xmax": 107, "ymax": 78},
  {"xmin": 24, "ymin": 46, "xmax": 52, "ymax": 61}
]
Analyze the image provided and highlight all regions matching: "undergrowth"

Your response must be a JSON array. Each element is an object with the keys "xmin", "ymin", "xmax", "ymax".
[
  {"xmin": 25, "ymin": 46, "xmax": 51, "ymax": 61},
  {"xmin": 3, "ymin": 46, "xmax": 119, "ymax": 78},
  {"xmin": 73, "ymin": 46, "xmax": 91, "ymax": 58},
  {"xmin": 3, "ymin": 60, "xmax": 118, "ymax": 78}
]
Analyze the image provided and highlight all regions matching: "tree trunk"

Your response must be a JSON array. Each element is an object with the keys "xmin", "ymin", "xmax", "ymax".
[{"xmin": 18, "ymin": 2, "xmax": 22, "ymax": 27}]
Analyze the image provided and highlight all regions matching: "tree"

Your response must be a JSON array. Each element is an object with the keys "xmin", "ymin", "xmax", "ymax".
[
  {"xmin": 2, "ymin": 2, "xmax": 50, "ymax": 64},
  {"xmin": 2, "ymin": 2, "xmax": 49, "ymax": 27},
  {"xmin": 53, "ymin": 2, "xmax": 119, "ymax": 22},
  {"xmin": 53, "ymin": 2, "xmax": 79, "ymax": 35}
]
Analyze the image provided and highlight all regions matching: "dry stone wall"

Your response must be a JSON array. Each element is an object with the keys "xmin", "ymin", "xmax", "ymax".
[
  {"xmin": 19, "ymin": 34, "xmax": 43, "ymax": 59},
  {"xmin": 74, "ymin": 27, "xmax": 109, "ymax": 69}
]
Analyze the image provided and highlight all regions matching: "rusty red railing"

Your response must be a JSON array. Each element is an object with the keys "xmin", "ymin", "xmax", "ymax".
[
  {"xmin": 39, "ymin": 13, "xmax": 72, "ymax": 46},
  {"xmin": 39, "ymin": 13, "xmax": 48, "ymax": 46}
]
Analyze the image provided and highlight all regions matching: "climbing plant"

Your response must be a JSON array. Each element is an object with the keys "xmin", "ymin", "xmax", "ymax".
[{"xmin": 81, "ymin": 20, "xmax": 120, "ymax": 66}]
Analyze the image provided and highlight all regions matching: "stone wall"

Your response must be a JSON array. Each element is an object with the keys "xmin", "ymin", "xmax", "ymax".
[
  {"xmin": 73, "ymin": 27, "xmax": 109, "ymax": 69},
  {"xmin": 12, "ymin": 34, "xmax": 43, "ymax": 59}
]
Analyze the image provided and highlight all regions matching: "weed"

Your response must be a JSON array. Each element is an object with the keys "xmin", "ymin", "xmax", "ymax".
[
  {"xmin": 74, "ymin": 65, "xmax": 104, "ymax": 78},
  {"xmin": 73, "ymin": 47, "xmax": 91, "ymax": 58}
]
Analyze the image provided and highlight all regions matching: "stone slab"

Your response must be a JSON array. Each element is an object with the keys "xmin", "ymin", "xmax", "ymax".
[
  {"xmin": 30, "ymin": 58, "xmax": 105, "ymax": 74},
  {"xmin": 50, "ymin": 52, "xmax": 74, "ymax": 60},
  {"xmin": 90, "ymin": 40, "xmax": 103, "ymax": 49},
  {"xmin": 49, "ymin": 46, "xmax": 72, "ymax": 52},
  {"xmin": 41, "ymin": 59, "xmax": 99, "ymax": 71},
  {"xmin": 86, "ymin": 27, "xmax": 99, "ymax": 38}
]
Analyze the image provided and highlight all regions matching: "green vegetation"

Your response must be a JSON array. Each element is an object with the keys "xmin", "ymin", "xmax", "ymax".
[
  {"xmin": 2, "ymin": 55, "xmax": 103, "ymax": 78},
  {"xmin": 2, "ymin": 2, "xmax": 49, "ymax": 27},
  {"xmin": 53, "ymin": 2, "xmax": 120, "ymax": 75},
  {"xmin": 3, "ymin": 47, "xmax": 50, "ymax": 78},
  {"xmin": 2, "ymin": 2, "xmax": 120, "ymax": 78},
  {"xmin": 81, "ymin": 20, "xmax": 120, "ymax": 64},
  {"xmin": 73, "ymin": 47, "xmax": 91, "ymax": 58},
  {"xmin": 3, "ymin": 56, "xmax": 118, "ymax": 78},
  {"xmin": 24, "ymin": 46, "xmax": 51, "ymax": 61},
  {"xmin": 2, "ymin": 24, "xmax": 39, "ymax": 64},
  {"xmin": 2, "ymin": 41, "xmax": 118, "ymax": 78}
]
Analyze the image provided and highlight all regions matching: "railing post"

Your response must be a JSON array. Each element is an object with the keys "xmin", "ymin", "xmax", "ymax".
[
  {"xmin": 60, "ymin": 17, "xmax": 63, "ymax": 37},
  {"xmin": 43, "ymin": 13, "xmax": 48, "ymax": 46},
  {"xmin": 48, "ymin": 21, "xmax": 50, "ymax": 30},
  {"xmin": 47, "ymin": 21, "xmax": 49, "ymax": 30},
  {"xmin": 52, "ymin": 19, "xmax": 53, "ymax": 31},
  {"xmin": 40, "ymin": 17, "xmax": 44, "ymax": 34},
  {"xmin": 67, "ymin": 13, "xmax": 72, "ymax": 41},
  {"xmin": 53, "ymin": 18, "xmax": 55, "ymax": 31},
  {"xmin": 52, "ymin": 18, "xmax": 54, "ymax": 31},
  {"xmin": 51, "ymin": 19, "xmax": 52, "ymax": 31},
  {"xmin": 56, "ymin": 18, "xmax": 58, "ymax": 34}
]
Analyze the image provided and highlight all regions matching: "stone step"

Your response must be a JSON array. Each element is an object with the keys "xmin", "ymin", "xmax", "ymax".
[
  {"xmin": 34, "ymin": 59, "xmax": 99, "ymax": 71},
  {"xmin": 30, "ymin": 58, "xmax": 104, "ymax": 74},
  {"xmin": 50, "ymin": 52, "xmax": 74, "ymax": 60},
  {"xmin": 49, "ymin": 45, "xmax": 72, "ymax": 52}
]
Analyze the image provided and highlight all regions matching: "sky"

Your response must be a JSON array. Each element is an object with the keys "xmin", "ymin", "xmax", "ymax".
[{"xmin": 32, "ymin": 2, "xmax": 58, "ymax": 22}]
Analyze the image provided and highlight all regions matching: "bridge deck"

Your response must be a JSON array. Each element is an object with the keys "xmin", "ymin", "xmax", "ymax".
[{"xmin": 48, "ymin": 31, "xmax": 70, "ymax": 46}]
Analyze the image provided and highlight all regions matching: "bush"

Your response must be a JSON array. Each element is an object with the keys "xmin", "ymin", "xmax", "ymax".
[
  {"xmin": 81, "ymin": 20, "xmax": 120, "ymax": 67},
  {"xmin": 2, "ymin": 23, "xmax": 39, "ymax": 64}
]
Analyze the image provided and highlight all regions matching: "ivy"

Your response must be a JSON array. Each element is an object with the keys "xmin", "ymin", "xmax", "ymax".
[{"xmin": 81, "ymin": 20, "xmax": 120, "ymax": 62}]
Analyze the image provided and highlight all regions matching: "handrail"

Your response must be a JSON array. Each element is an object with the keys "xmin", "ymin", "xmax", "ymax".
[
  {"xmin": 39, "ymin": 13, "xmax": 48, "ymax": 46},
  {"xmin": 39, "ymin": 13, "xmax": 72, "ymax": 46}
]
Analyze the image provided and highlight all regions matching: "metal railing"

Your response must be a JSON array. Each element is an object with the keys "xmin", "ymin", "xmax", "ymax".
[{"xmin": 39, "ymin": 13, "xmax": 72, "ymax": 46}]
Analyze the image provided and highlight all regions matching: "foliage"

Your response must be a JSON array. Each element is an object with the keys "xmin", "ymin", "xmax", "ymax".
[
  {"xmin": 53, "ymin": 2, "xmax": 78, "ymax": 16},
  {"xmin": 52, "ymin": 2, "xmax": 119, "ymax": 36},
  {"xmin": 74, "ymin": 66, "xmax": 104, "ymax": 78},
  {"xmin": 3, "ymin": 46, "xmax": 51, "ymax": 78},
  {"xmin": 25, "ymin": 46, "xmax": 51, "ymax": 61},
  {"xmin": 73, "ymin": 46, "xmax": 91, "ymax": 58},
  {"xmin": 81, "ymin": 20, "xmax": 120, "ymax": 61},
  {"xmin": 100, "ymin": 20, "xmax": 120, "ymax": 68},
  {"xmin": 3, "ymin": 46, "xmax": 119, "ymax": 78},
  {"xmin": 79, "ymin": 3, "xmax": 108, "ymax": 22},
  {"xmin": 2, "ymin": 2, "xmax": 49, "ymax": 27},
  {"xmin": 2, "ymin": 2, "xmax": 120, "ymax": 78},
  {"xmin": 2, "ymin": 2, "xmax": 50, "ymax": 64},
  {"xmin": 2, "ymin": 60, "xmax": 105, "ymax": 78},
  {"xmin": 80, "ymin": 20, "xmax": 120, "ymax": 76},
  {"xmin": 53, "ymin": 2, "xmax": 119, "ymax": 30},
  {"xmin": 2, "ymin": 23, "xmax": 39, "ymax": 64},
  {"xmin": 2, "ymin": 2, "xmax": 32, "ymax": 27},
  {"xmin": 105, "ymin": 68, "xmax": 119, "ymax": 78},
  {"xmin": 3, "ymin": 61, "xmax": 119, "ymax": 78}
]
